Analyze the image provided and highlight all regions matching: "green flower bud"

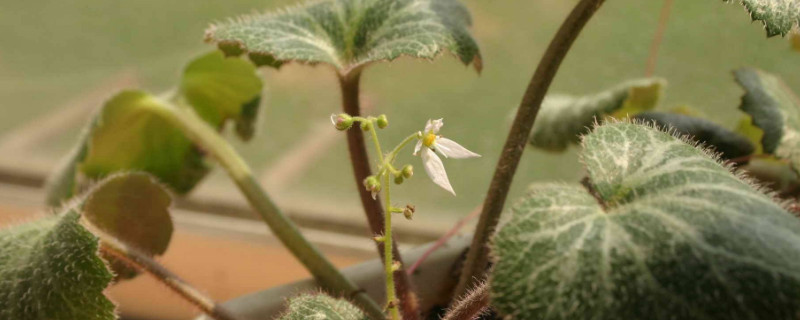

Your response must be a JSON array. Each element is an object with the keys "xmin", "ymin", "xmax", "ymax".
[
  {"xmin": 377, "ymin": 114, "xmax": 389, "ymax": 129},
  {"xmin": 360, "ymin": 120, "xmax": 373, "ymax": 131},
  {"xmin": 330, "ymin": 113, "xmax": 353, "ymax": 131},
  {"xmin": 363, "ymin": 175, "xmax": 381, "ymax": 199},
  {"xmin": 401, "ymin": 165, "xmax": 414, "ymax": 179},
  {"xmin": 394, "ymin": 175, "xmax": 404, "ymax": 185}
]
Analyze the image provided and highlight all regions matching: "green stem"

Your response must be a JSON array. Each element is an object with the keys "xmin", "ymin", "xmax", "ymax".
[
  {"xmin": 453, "ymin": 0, "xmax": 607, "ymax": 299},
  {"xmin": 382, "ymin": 174, "xmax": 400, "ymax": 320},
  {"xmin": 149, "ymin": 99, "xmax": 384, "ymax": 319},
  {"xmin": 386, "ymin": 133, "xmax": 422, "ymax": 164}
]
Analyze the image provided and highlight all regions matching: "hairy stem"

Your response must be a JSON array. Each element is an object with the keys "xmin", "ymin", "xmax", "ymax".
[
  {"xmin": 383, "ymin": 174, "xmax": 401, "ymax": 320},
  {"xmin": 93, "ymin": 226, "xmax": 237, "ymax": 320},
  {"xmin": 645, "ymin": 0, "xmax": 674, "ymax": 77},
  {"xmin": 149, "ymin": 100, "xmax": 384, "ymax": 319},
  {"xmin": 453, "ymin": 0, "xmax": 607, "ymax": 299},
  {"xmin": 442, "ymin": 282, "xmax": 490, "ymax": 320},
  {"xmin": 339, "ymin": 71, "xmax": 419, "ymax": 319}
]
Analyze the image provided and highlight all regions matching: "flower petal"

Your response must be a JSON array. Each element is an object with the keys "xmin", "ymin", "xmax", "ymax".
[
  {"xmin": 424, "ymin": 118, "xmax": 444, "ymax": 134},
  {"xmin": 330, "ymin": 113, "xmax": 338, "ymax": 125},
  {"xmin": 414, "ymin": 140, "xmax": 423, "ymax": 156},
  {"xmin": 421, "ymin": 148, "xmax": 455, "ymax": 195},
  {"xmin": 436, "ymin": 138, "xmax": 481, "ymax": 159}
]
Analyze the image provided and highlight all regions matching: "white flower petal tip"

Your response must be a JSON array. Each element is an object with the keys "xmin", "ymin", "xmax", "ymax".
[
  {"xmin": 424, "ymin": 118, "xmax": 444, "ymax": 134},
  {"xmin": 421, "ymin": 148, "xmax": 456, "ymax": 196},
  {"xmin": 436, "ymin": 138, "xmax": 481, "ymax": 159},
  {"xmin": 413, "ymin": 140, "xmax": 423, "ymax": 156},
  {"xmin": 330, "ymin": 113, "xmax": 338, "ymax": 125}
]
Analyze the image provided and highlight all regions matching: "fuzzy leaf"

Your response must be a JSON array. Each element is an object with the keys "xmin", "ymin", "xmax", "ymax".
[
  {"xmin": 529, "ymin": 78, "xmax": 665, "ymax": 151},
  {"xmin": 46, "ymin": 52, "xmax": 261, "ymax": 206},
  {"xmin": 725, "ymin": 0, "xmax": 800, "ymax": 37},
  {"xmin": 279, "ymin": 293, "xmax": 367, "ymax": 320},
  {"xmin": 205, "ymin": 0, "xmax": 482, "ymax": 72},
  {"xmin": 735, "ymin": 68, "xmax": 800, "ymax": 171},
  {"xmin": 83, "ymin": 173, "xmax": 173, "ymax": 279},
  {"xmin": 0, "ymin": 211, "xmax": 115, "ymax": 320},
  {"xmin": 491, "ymin": 122, "xmax": 800, "ymax": 319},
  {"xmin": 632, "ymin": 111, "xmax": 755, "ymax": 160}
]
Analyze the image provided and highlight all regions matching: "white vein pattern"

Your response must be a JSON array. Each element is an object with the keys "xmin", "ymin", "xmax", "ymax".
[
  {"xmin": 279, "ymin": 294, "xmax": 365, "ymax": 320},
  {"xmin": 206, "ymin": 0, "xmax": 480, "ymax": 72},
  {"xmin": 490, "ymin": 123, "xmax": 800, "ymax": 319},
  {"xmin": 727, "ymin": 0, "xmax": 800, "ymax": 37}
]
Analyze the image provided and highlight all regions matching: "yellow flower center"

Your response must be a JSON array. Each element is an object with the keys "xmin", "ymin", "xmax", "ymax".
[{"xmin": 423, "ymin": 133, "xmax": 437, "ymax": 148}]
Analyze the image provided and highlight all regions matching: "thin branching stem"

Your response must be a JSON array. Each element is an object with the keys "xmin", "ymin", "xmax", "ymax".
[
  {"xmin": 453, "ymin": 0, "xmax": 607, "ymax": 299},
  {"xmin": 91, "ymin": 226, "xmax": 237, "ymax": 320},
  {"xmin": 645, "ymin": 0, "xmax": 674, "ymax": 77},
  {"xmin": 339, "ymin": 71, "xmax": 419, "ymax": 319}
]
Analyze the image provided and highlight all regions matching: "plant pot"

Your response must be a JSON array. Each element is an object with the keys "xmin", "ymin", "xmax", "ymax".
[{"xmin": 197, "ymin": 234, "xmax": 472, "ymax": 319}]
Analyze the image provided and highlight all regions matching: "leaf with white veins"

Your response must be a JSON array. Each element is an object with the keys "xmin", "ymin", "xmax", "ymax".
[
  {"xmin": 205, "ymin": 0, "xmax": 482, "ymax": 73},
  {"xmin": 279, "ymin": 293, "xmax": 367, "ymax": 320},
  {"xmin": 724, "ymin": 0, "xmax": 800, "ymax": 37},
  {"xmin": 491, "ymin": 122, "xmax": 800, "ymax": 319}
]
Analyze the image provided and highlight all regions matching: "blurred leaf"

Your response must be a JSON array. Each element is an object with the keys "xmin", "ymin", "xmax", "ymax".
[
  {"xmin": 668, "ymin": 105, "xmax": 706, "ymax": 117},
  {"xmin": 529, "ymin": 78, "xmax": 665, "ymax": 151},
  {"xmin": 735, "ymin": 114, "xmax": 765, "ymax": 154},
  {"xmin": 492, "ymin": 122, "xmax": 800, "ymax": 319},
  {"xmin": 279, "ymin": 293, "xmax": 367, "ymax": 320},
  {"xmin": 180, "ymin": 51, "xmax": 263, "ymax": 140},
  {"xmin": 0, "ymin": 211, "xmax": 115, "ymax": 320},
  {"xmin": 791, "ymin": 29, "xmax": 800, "ymax": 51},
  {"xmin": 205, "ymin": 0, "xmax": 482, "ymax": 72},
  {"xmin": 742, "ymin": 157, "xmax": 800, "ymax": 198},
  {"xmin": 724, "ymin": 0, "xmax": 800, "ymax": 37},
  {"xmin": 83, "ymin": 173, "xmax": 173, "ymax": 279},
  {"xmin": 735, "ymin": 68, "xmax": 800, "ymax": 171},
  {"xmin": 632, "ymin": 111, "xmax": 755, "ymax": 160},
  {"xmin": 46, "ymin": 52, "xmax": 262, "ymax": 206}
]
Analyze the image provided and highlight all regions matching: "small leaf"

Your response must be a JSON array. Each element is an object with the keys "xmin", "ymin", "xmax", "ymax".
[
  {"xmin": 724, "ymin": 0, "xmax": 800, "ymax": 37},
  {"xmin": 279, "ymin": 293, "xmax": 367, "ymax": 320},
  {"xmin": 735, "ymin": 114, "xmax": 766, "ymax": 154},
  {"xmin": 180, "ymin": 51, "xmax": 263, "ymax": 140},
  {"xmin": 529, "ymin": 78, "xmax": 665, "ymax": 151},
  {"xmin": 82, "ymin": 173, "xmax": 173, "ymax": 279},
  {"xmin": 491, "ymin": 122, "xmax": 800, "ymax": 319},
  {"xmin": 632, "ymin": 111, "xmax": 755, "ymax": 160},
  {"xmin": 205, "ymin": 0, "xmax": 482, "ymax": 73},
  {"xmin": 0, "ymin": 211, "xmax": 115, "ymax": 320},
  {"xmin": 735, "ymin": 68, "xmax": 800, "ymax": 171},
  {"xmin": 46, "ymin": 52, "xmax": 262, "ymax": 205}
]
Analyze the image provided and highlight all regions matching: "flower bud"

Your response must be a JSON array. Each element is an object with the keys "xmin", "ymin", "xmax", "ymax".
[
  {"xmin": 391, "ymin": 261, "xmax": 402, "ymax": 272},
  {"xmin": 376, "ymin": 114, "xmax": 389, "ymax": 129},
  {"xmin": 360, "ymin": 120, "xmax": 373, "ymax": 131},
  {"xmin": 403, "ymin": 204, "xmax": 415, "ymax": 220},
  {"xmin": 330, "ymin": 113, "xmax": 353, "ymax": 131},
  {"xmin": 363, "ymin": 175, "xmax": 381, "ymax": 199},
  {"xmin": 394, "ymin": 175, "xmax": 404, "ymax": 185},
  {"xmin": 401, "ymin": 165, "xmax": 414, "ymax": 179}
]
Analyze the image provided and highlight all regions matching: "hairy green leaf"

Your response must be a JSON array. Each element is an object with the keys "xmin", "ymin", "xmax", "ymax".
[
  {"xmin": 632, "ymin": 111, "xmax": 755, "ymax": 160},
  {"xmin": 279, "ymin": 293, "xmax": 367, "ymax": 320},
  {"xmin": 83, "ymin": 173, "xmax": 173, "ymax": 279},
  {"xmin": 735, "ymin": 68, "xmax": 800, "ymax": 171},
  {"xmin": 724, "ymin": 0, "xmax": 800, "ymax": 37},
  {"xmin": 205, "ymin": 0, "xmax": 482, "ymax": 72},
  {"xmin": 0, "ymin": 212, "xmax": 115, "ymax": 320},
  {"xmin": 491, "ymin": 122, "xmax": 800, "ymax": 319},
  {"xmin": 46, "ymin": 52, "xmax": 261, "ymax": 206},
  {"xmin": 529, "ymin": 78, "xmax": 665, "ymax": 151}
]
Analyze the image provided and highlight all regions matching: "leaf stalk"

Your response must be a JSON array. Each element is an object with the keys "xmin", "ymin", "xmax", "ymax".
[{"xmin": 453, "ymin": 0, "xmax": 607, "ymax": 299}]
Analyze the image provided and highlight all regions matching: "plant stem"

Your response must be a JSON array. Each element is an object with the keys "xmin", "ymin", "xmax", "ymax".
[
  {"xmin": 150, "ymin": 100, "xmax": 384, "ymax": 319},
  {"xmin": 645, "ymin": 0, "xmax": 674, "ymax": 77},
  {"xmin": 441, "ymin": 282, "xmax": 490, "ymax": 320},
  {"xmin": 383, "ymin": 174, "xmax": 401, "ymax": 320},
  {"xmin": 92, "ymin": 226, "xmax": 237, "ymax": 320},
  {"xmin": 339, "ymin": 71, "xmax": 419, "ymax": 319},
  {"xmin": 453, "ymin": 0, "xmax": 607, "ymax": 299}
]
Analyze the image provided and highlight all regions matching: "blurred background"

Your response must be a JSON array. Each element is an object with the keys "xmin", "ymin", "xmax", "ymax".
[{"xmin": 0, "ymin": 0, "xmax": 797, "ymax": 318}]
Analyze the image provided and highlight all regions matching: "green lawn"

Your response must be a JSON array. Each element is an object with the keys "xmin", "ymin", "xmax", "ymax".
[{"xmin": 1, "ymin": 0, "xmax": 798, "ymax": 221}]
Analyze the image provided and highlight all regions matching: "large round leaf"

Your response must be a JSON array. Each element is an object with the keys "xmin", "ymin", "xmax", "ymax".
[{"xmin": 491, "ymin": 122, "xmax": 800, "ymax": 319}]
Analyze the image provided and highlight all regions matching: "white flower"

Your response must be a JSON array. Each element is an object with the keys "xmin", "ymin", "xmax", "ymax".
[{"xmin": 413, "ymin": 119, "xmax": 480, "ymax": 195}]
